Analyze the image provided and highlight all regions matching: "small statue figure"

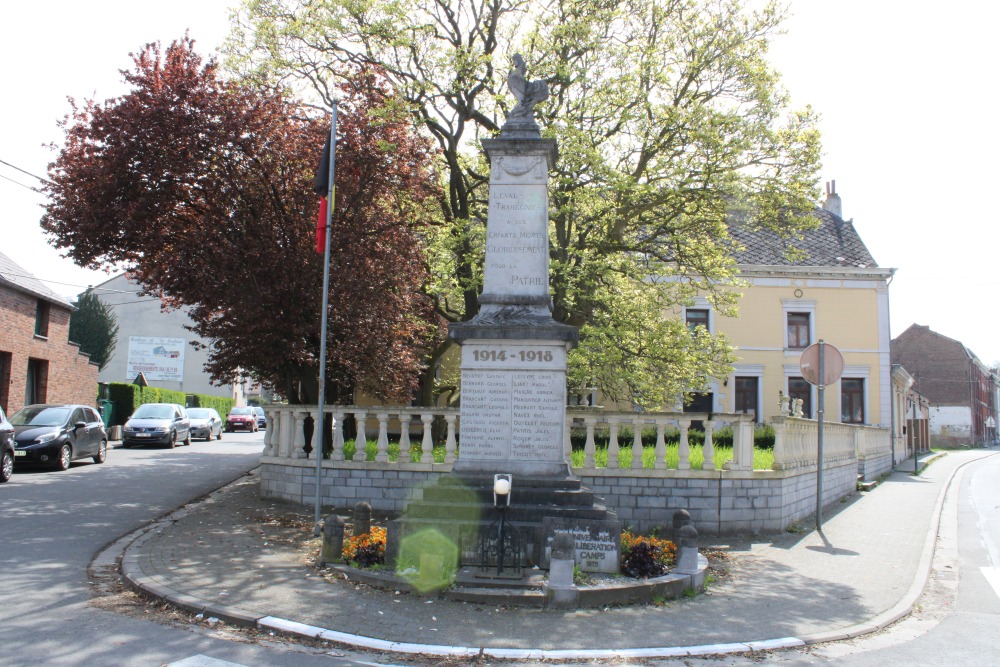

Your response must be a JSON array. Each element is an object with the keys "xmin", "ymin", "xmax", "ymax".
[
  {"xmin": 778, "ymin": 391, "xmax": 790, "ymax": 415},
  {"xmin": 793, "ymin": 398, "xmax": 804, "ymax": 418},
  {"xmin": 501, "ymin": 54, "xmax": 548, "ymax": 137}
]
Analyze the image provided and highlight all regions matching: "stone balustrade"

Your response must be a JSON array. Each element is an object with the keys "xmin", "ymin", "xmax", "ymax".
[{"xmin": 262, "ymin": 405, "xmax": 757, "ymax": 471}]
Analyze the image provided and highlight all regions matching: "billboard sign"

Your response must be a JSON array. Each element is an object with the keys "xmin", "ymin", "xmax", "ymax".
[{"xmin": 126, "ymin": 336, "xmax": 185, "ymax": 382}]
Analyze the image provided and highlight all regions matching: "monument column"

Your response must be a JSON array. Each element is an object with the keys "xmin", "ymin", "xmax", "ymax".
[{"xmin": 449, "ymin": 56, "xmax": 578, "ymax": 478}]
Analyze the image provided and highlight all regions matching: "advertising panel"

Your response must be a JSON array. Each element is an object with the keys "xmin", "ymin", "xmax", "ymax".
[{"xmin": 126, "ymin": 336, "xmax": 185, "ymax": 382}]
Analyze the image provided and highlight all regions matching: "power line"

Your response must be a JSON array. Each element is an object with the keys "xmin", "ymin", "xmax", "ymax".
[
  {"xmin": 0, "ymin": 157, "xmax": 52, "ymax": 185},
  {"xmin": 0, "ymin": 269, "xmax": 142, "ymax": 294},
  {"xmin": 0, "ymin": 172, "xmax": 36, "ymax": 191}
]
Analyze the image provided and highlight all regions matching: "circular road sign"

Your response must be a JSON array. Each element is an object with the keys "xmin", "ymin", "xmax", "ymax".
[{"xmin": 799, "ymin": 342, "xmax": 844, "ymax": 387}]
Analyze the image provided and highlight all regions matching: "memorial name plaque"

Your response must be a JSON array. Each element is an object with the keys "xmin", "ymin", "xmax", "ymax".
[
  {"xmin": 459, "ymin": 343, "xmax": 567, "ymax": 465},
  {"xmin": 542, "ymin": 518, "xmax": 622, "ymax": 574}
]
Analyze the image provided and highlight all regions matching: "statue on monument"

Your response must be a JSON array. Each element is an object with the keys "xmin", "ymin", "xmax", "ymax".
[{"xmin": 501, "ymin": 54, "xmax": 548, "ymax": 137}]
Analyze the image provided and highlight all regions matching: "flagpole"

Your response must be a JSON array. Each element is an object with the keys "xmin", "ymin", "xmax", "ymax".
[{"xmin": 315, "ymin": 102, "xmax": 337, "ymax": 535}]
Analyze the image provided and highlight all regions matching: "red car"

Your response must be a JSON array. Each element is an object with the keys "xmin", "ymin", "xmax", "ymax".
[{"xmin": 225, "ymin": 407, "xmax": 259, "ymax": 433}]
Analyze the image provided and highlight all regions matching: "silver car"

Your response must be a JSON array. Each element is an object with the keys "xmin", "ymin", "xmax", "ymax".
[
  {"xmin": 122, "ymin": 403, "xmax": 191, "ymax": 448},
  {"xmin": 187, "ymin": 407, "xmax": 223, "ymax": 441}
]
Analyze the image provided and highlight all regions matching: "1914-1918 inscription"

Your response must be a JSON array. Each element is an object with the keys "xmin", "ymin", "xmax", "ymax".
[{"xmin": 459, "ymin": 343, "xmax": 567, "ymax": 463}]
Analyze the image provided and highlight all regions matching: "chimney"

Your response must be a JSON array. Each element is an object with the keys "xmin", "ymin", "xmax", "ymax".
[{"xmin": 823, "ymin": 180, "xmax": 843, "ymax": 218}]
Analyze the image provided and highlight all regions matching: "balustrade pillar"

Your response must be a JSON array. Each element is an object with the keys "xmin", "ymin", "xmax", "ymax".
[
  {"xmin": 702, "ymin": 420, "xmax": 716, "ymax": 470},
  {"xmin": 444, "ymin": 413, "xmax": 457, "ymax": 463},
  {"xmin": 293, "ymin": 410, "xmax": 308, "ymax": 459},
  {"xmin": 677, "ymin": 419, "xmax": 691, "ymax": 470},
  {"xmin": 654, "ymin": 418, "xmax": 667, "ymax": 470},
  {"xmin": 399, "ymin": 413, "xmax": 412, "ymax": 463},
  {"xmin": 375, "ymin": 412, "xmax": 390, "ymax": 463},
  {"xmin": 608, "ymin": 419, "xmax": 621, "ymax": 469},
  {"xmin": 420, "ymin": 413, "xmax": 434, "ymax": 464},
  {"xmin": 262, "ymin": 411, "xmax": 275, "ymax": 457},
  {"xmin": 583, "ymin": 416, "xmax": 597, "ymax": 469},
  {"xmin": 631, "ymin": 417, "xmax": 643, "ymax": 469},
  {"xmin": 350, "ymin": 410, "xmax": 367, "ymax": 462},
  {"xmin": 331, "ymin": 410, "xmax": 345, "ymax": 461}
]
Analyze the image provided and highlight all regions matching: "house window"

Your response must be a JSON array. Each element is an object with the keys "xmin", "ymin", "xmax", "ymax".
[
  {"xmin": 25, "ymin": 358, "xmax": 48, "ymax": 405},
  {"xmin": 686, "ymin": 309, "xmax": 709, "ymax": 332},
  {"xmin": 35, "ymin": 300, "xmax": 50, "ymax": 338},
  {"xmin": 787, "ymin": 312, "xmax": 810, "ymax": 349},
  {"xmin": 0, "ymin": 351, "xmax": 10, "ymax": 413},
  {"xmin": 841, "ymin": 378, "xmax": 865, "ymax": 424},
  {"xmin": 734, "ymin": 377, "xmax": 759, "ymax": 421},
  {"xmin": 788, "ymin": 377, "xmax": 812, "ymax": 418}
]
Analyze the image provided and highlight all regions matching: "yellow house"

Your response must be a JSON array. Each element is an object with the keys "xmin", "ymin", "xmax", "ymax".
[{"xmin": 684, "ymin": 183, "xmax": 895, "ymax": 429}]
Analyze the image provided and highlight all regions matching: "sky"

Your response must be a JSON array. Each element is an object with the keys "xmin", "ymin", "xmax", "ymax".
[{"xmin": 2, "ymin": 1, "xmax": 999, "ymax": 364}]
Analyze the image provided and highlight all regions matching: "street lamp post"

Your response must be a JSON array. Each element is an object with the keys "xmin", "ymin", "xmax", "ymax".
[{"xmin": 493, "ymin": 474, "xmax": 512, "ymax": 574}]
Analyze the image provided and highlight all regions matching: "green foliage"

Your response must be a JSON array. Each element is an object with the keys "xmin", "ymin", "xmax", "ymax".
[
  {"xmin": 189, "ymin": 394, "xmax": 236, "ymax": 418},
  {"xmin": 569, "ymin": 443, "xmax": 774, "ymax": 470},
  {"xmin": 226, "ymin": 0, "xmax": 823, "ymax": 409},
  {"xmin": 106, "ymin": 382, "xmax": 234, "ymax": 425},
  {"xmin": 68, "ymin": 292, "xmax": 118, "ymax": 370}
]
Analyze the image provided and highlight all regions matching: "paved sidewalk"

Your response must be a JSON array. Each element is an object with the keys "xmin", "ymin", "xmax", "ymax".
[{"xmin": 118, "ymin": 449, "xmax": 996, "ymax": 659}]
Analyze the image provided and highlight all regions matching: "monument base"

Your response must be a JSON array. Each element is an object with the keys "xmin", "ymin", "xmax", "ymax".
[{"xmin": 386, "ymin": 474, "xmax": 620, "ymax": 580}]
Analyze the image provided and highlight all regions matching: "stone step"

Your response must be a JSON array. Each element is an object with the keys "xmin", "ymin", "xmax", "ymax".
[
  {"xmin": 421, "ymin": 484, "xmax": 597, "ymax": 507},
  {"xmin": 443, "ymin": 585, "xmax": 547, "ymax": 607},
  {"xmin": 401, "ymin": 501, "xmax": 615, "ymax": 522}
]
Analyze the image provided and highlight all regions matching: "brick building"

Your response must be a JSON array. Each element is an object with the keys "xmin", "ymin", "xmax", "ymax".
[
  {"xmin": 891, "ymin": 324, "xmax": 999, "ymax": 446},
  {"xmin": 0, "ymin": 251, "xmax": 99, "ymax": 414}
]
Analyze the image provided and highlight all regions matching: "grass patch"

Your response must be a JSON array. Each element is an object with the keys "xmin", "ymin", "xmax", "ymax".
[
  {"xmin": 340, "ymin": 439, "xmax": 447, "ymax": 463},
  {"xmin": 570, "ymin": 444, "xmax": 774, "ymax": 470}
]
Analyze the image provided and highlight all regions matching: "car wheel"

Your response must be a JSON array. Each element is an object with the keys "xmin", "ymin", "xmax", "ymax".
[
  {"xmin": 184, "ymin": 432, "xmax": 192, "ymax": 447},
  {"xmin": 93, "ymin": 440, "xmax": 108, "ymax": 464},
  {"xmin": 168, "ymin": 431, "xmax": 177, "ymax": 449},
  {"xmin": 1, "ymin": 450, "xmax": 12, "ymax": 483},
  {"xmin": 55, "ymin": 444, "xmax": 72, "ymax": 471},
  {"xmin": 216, "ymin": 429, "xmax": 222, "ymax": 441},
  {"xmin": 121, "ymin": 442, "xmax": 131, "ymax": 449}
]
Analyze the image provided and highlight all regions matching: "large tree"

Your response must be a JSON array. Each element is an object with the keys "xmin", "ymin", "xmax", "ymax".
[
  {"xmin": 226, "ymin": 0, "xmax": 822, "ymax": 408},
  {"xmin": 228, "ymin": 0, "xmax": 819, "ymax": 406},
  {"xmin": 68, "ymin": 291, "xmax": 119, "ymax": 370},
  {"xmin": 42, "ymin": 38, "xmax": 444, "ymax": 404}
]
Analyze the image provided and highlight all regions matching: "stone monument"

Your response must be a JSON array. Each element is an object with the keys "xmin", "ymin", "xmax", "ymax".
[
  {"xmin": 449, "ymin": 53, "xmax": 577, "ymax": 478},
  {"xmin": 388, "ymin": 54, "xmax": 618, "ymax": 578}
]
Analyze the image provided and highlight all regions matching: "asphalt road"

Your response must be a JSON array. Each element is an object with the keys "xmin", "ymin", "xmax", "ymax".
[{"xmin": 0, "ymin": 431, "xmax": 376, "ymax": 667}]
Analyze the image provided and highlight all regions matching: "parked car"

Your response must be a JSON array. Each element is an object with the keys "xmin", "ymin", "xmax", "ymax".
[
  {"xmin": 225, "ymin": 407, "xmax": 258, "ymax": 433},
  {"xmin": 9, "ymin": 404, "xmax": 108, "ymax": 471},
  {"xmin": 122, "ymin": 403, "xmax": 191, "ymax": 448},
  {"xmin": 252, "ymin": 406, "xmax": 266, "ymax": 429},
  {"xmin": 0, "ymin": 406, "xmax": 14, "ymax": 483},
  {"xmin": 187, "ymin": 407, "xmax": 223, "ymax": 441}
]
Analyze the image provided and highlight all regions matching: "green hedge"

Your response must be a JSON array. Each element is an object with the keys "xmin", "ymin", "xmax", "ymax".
[
  {"xmin": 106, "ymin": 382, "xmax": 234, "ymax": 425},
  {"xmin": 189, "ymin": 393, "xmax": 236, "ymax": 418}
]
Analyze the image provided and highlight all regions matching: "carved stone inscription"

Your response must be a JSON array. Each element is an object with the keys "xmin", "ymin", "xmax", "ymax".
[
  {"xmin": 482, "ymin": 184, "xmax": 549, "ymax": 299},
  {"xmin": 459, "ymin": 343, "xmax": 566, "ymax": 463},
  {"xmin": 542, "ymin": 518, "xmax": 622, "ymax": 574}
]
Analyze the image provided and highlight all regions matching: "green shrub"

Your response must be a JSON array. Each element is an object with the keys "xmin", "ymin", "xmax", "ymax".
[
  {"xmin": 106, "ymin": 382, "xmax": 236, "ymax": 425},
  {"xmin": 190, "ymin": 393, "xmax": 236, "ymax": 417}
]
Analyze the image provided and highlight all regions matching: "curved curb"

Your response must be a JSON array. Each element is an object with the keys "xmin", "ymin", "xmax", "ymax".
[{"xmin": 116, "ymin": 451, "xmax": 996, "ymax": 660}]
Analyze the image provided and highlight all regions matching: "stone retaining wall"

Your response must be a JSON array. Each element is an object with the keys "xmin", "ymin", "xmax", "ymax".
[{"xmin": 260, "ymin": 456, "xmax": 858, "ymax": 535}]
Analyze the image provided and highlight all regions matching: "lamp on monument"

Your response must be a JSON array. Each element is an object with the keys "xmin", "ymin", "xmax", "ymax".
[{"xmin": 493, "ymin": 474, "xmax": 512, "ymax": 508}]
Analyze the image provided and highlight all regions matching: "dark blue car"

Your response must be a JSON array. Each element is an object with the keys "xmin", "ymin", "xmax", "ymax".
[
  {"xmin": 0, "ymin": 406, "xmax": 14, "ymax": 483},
  {"xmin": 10, "ymin": 404, "xmax": 108, "ymax": 471}
]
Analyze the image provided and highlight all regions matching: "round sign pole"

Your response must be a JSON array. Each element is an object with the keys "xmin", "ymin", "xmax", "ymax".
[
  {"xmin": 816, "ymin": 340, "xmax": 826, "ymax": 532},
  {"xmin": 800, "ymin": 340, "xmax": 843, "ymax": 533}
]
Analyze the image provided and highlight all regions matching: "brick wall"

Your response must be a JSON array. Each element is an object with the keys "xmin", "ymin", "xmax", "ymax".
[
  {"xmin": 892, "ymin": 325, "xmax": 971, "ymax": 406},
  {"xmin": 0, "ymin": 285, "xmax": 99, "ymax": 413},
  {"xmin": 260, "ymin": 457, "xmax": 858, "ymax": 536}
]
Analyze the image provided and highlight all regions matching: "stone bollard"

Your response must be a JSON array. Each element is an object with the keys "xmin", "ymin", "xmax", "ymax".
[
  {"xmin": 546, "ymin": 532, "xmax": 579, "ymax": 609},
  {"xmin": 353, "ymin": 501, "xmax": 372, "ymax": 537},
  {"xmin": 672, "ymin": 509, "xmax": 692, "ymax": 544},
  {"xmin": 319, "ymin": 515, "xmax": 345, "ymax": 567},
  {"xmin": 674, "ymin": 524, "xmax": 700, "ymax": 575}
]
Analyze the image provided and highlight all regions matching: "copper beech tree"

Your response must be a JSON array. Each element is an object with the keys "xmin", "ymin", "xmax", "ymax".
[{"xmin": 42, "ymin": 38, "xmax": 444, "ymax": 404}]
